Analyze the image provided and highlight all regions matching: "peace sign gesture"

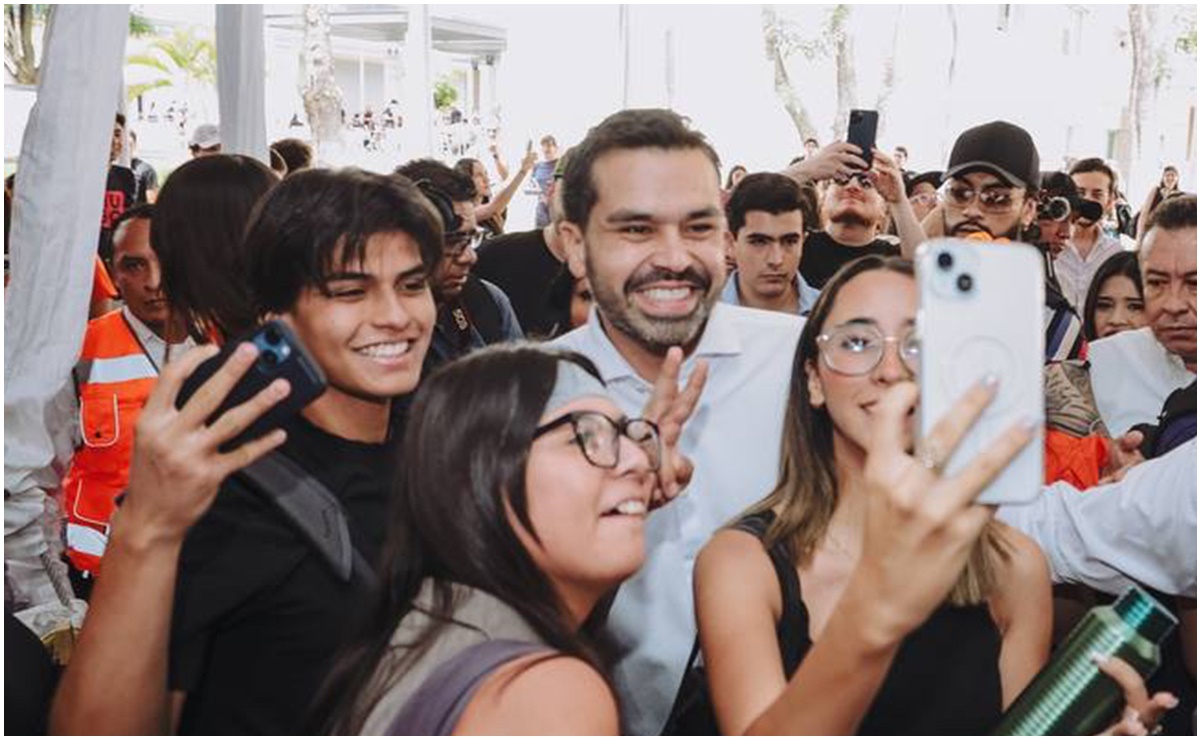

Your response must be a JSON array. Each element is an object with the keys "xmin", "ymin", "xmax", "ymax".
[{"xmin": 641, "ymin": 347, "xmax": 708, "ymax": 509}]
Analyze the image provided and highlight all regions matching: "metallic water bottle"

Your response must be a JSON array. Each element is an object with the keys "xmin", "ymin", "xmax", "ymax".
[{"xmin": 994, "ymin": 586, "xmax": 1177, "ymax": 736}]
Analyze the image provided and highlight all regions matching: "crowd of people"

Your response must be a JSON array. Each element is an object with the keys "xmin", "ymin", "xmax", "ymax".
[{"xmin": 4, "ymin": 104, "xmax": 1195, "ymax": 736}]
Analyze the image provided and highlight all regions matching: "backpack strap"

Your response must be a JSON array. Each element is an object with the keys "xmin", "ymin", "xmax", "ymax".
[
  {"xmin": 385, "ymin": 639, "xmax": 548, "ymax": 735},
  {"xmin": 236, "ymin": 452, "xmax": 379, "ymax": 591},
  {"xmin": 460, "ymin": 277, "xmax": 504, "ymax": 344}
]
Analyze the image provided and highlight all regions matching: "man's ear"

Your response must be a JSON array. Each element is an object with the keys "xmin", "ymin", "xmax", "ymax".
[
  {"xmin": 1020, "ymin": 197, "xmax": 1037, "ymax": 228},
  {"xmin": 561, "ymin": 221, "xmax": 587, "ymax": 280}
]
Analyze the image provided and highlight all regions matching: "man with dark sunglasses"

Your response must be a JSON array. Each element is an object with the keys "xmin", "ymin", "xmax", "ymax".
[
  {"xmin": 784, "ymin": 142, "xmax": 922, "ymax": 290},
  {"xmin": 395, "ymin": 159, "xmax": 524, "ymax": 371}
]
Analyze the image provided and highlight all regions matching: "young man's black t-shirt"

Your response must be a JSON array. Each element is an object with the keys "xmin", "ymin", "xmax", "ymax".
[
  {"xmin": 475, "ymin": 228, "xmax": 563, "ymax": 339},
  {"xmin": 168, "ymin": 414, "xmax": 395, "ymax": 735},
  {"xmin": 800, "ymin": 230, "xmax": 901, "ymax": 290}
]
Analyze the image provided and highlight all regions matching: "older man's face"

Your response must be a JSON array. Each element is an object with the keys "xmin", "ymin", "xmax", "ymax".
[{"xmin": 1141, "ymin": 225, "xmax": 1197, "ymax": 367}]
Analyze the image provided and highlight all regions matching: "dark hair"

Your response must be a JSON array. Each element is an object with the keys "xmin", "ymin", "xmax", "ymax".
[
  {"xmin": 724, "ymin": 164, "xmax": 747, "ymax": 190},
  {"xmin": 453, "ymin": 157, "xmax": 482, "ymax": 180},
  {"xmin": 114, "ymin": 112, "xmax": 125, "ymax": 128},
  {"xmin": 726, "ymin": 172, "xmax": 815, "ymax": 235},
  {"xmin": 1068, "ymin": 157, "xmax": 1117, "ymax": 196},
  {"xmin": 895, "ymin": 146, "xmax": 909, "ymax": 157},
  {"xmin": 803, "ymin": 137, "xmax": 819, "ymax": 147},
  {"xmin": 110, "ymin": 203, "xmax": 155, "ymax": 253},
  {"xmin": 1160, "ymin": 165, "xmax": 1180, "ymax": 190},
  {"xmin": 270, "ymin": 137, "xmax": 314, "ymax": 174},
  {"xmin": 744, "ymin": 254, "xmax": 1008, "ymax": 605},
  {"xmin": 315, "ymin": 344, "xmax": 618, "ymax": 734},
  {"xmin": 152, "ymin": 154, "xmax": 278, "ymax": 340},
  {"xmin": 540, "ymin": 134, "xmax": 558, "ymax": 148},
  {"xmin": 1145, "ymin": 192, "xmax": 1196, "ymax": 233},
  {"xmin": 395, "ymin": 158, "xmax": 477, "ymax": 203},
  {"xmin": 1081, "ymin": 251, "xmax": 1144, "ymax": 341},
  {"xmin": 562, "ymin": 109, "xmax": 721, "ymax": 228},
  {"xmin": 268, "ymin": 147, "xmax": 286, "ymax": 174},
  {"xmin": 242, "ymin": 168, "xmax": 444, "ymax": 316}
]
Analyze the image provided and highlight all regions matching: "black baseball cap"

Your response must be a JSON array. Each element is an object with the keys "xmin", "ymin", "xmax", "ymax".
[
  {"xmin": 944, "ymin": 121, "xmax": 1040, "ymax": 191},
  {"xmin": 904, "ymin": 170, "xmax": 943, "ymax": 197}
]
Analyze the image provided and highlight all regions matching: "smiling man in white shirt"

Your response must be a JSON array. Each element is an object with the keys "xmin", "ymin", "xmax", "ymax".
[{"xmin": 553, "ymin": 109, "xmax": 804, "ymax": 734}]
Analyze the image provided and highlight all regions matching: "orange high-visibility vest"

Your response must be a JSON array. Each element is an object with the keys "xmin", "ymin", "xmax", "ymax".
[{"xmin": 61, "ymin": 310, "xmax": 158, "ymax": 573}]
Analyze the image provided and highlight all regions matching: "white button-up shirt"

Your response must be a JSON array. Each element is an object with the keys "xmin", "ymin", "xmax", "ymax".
[
  {"xmin": 1053, "ymin": 231, "xmax": 1125, "ymax": 314},
  {"xmin": 1088, "ymin": 327, "xmax": 1195, "ymax": 435},
  {"xmin": 999, "ymin": 438, "xmax": 1196, "ymax": 598},
  {"xmin": 720, "ymin": 269, "xmax": 821, "ymax": 316},
  {"xmin": 552, "ymin": 302, "xmax": 804, "ymax": 734}
]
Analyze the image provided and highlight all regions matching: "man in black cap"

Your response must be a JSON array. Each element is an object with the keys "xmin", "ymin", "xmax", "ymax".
[
  {"xmin": 905, "ymin": 170, "xmax": 942, "ymax": 223},
  {"xmin": 938, "ymin": 120, "xmax": 1041, "ymax": 241}
]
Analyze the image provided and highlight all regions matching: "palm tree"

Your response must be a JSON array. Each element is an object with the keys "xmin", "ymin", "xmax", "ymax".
[
  {"xmin": 125, "ymin": 27, "xmax": 216, "ymax": 102},
  {"xmin": 301, "ymin": 4, "xmax": 343, "ymax": 158}
]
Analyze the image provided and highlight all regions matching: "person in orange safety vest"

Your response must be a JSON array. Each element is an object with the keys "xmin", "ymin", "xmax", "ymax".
[{"xmin": 60, "ymin": 204, "xmax": 195, "ymax": 583}]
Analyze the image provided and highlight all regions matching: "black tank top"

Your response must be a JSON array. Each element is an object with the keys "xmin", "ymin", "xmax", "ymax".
[{"xmin": 736, "ymin": 511, "xmax": 1004, "ymax": 735}]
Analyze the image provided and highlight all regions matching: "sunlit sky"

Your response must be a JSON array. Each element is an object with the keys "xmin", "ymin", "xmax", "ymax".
[{"xmin": 6, "ymin": 3, "xmax": 1195, "ymax": 230}]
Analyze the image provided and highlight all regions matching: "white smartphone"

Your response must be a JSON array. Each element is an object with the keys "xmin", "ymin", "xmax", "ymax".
[{"xmin": 916, "ymin": 238, "xmax": 1045, "ymax": 505}]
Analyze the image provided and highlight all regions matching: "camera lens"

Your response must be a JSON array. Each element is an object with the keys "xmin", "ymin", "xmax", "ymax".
[
  {"xmin": 261, "ymin": 351, "xmax": 279, "ymax": 366},
  {"xmin": 957, "ymin": 274, "xmax": 974, "ymax": 293},
  {"xmin": 937, "ymin": 252, "xmax": 954, "ymax": 270},
  {"xmin": 264, "ymin": 326, "xmax": 282, "ymax": 345}
]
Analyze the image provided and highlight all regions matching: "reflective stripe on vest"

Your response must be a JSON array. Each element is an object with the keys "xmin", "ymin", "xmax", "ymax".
[
  {"xmin": 82, "ymin": 353, "xmax": 157, "ymax": 384},
  {"xmin": 63, "ymin": 310, "xmax": 160, "ymax": 574}
]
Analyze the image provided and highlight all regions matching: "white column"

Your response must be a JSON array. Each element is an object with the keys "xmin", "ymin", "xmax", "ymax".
[
  {"xmin": 215, "ymin": 4, "xmax": 268, "ymax": 161},
  {"xmin": 401, "ymin": 4, "xmax": 434, "ymax": 157},
  {"xmin": 5, "ymin": 4, "xmax": 130, "ymax": 611}
]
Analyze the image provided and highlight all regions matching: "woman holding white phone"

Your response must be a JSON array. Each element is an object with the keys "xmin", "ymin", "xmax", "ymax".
[{"xmin": 692, "ymin": 255, "xmax": 1172, "ymax": 735}]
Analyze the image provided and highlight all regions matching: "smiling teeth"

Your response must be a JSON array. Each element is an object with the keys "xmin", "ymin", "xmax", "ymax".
[
  {"xmin": 357, "ymin": 342, "xmax": 410, "ymax": 358},
  {"xmin": 614, "ymin": 500, "xmax": 647, "ymax": 516},
  {"xmin": 642, "ymin": 288, "xmax": 691, "ymax": 301}
]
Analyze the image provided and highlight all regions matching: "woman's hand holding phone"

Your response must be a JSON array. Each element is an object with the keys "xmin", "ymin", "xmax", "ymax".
[
  {"xmin": 846, "ymin": 379, "xmax": 1036, "ymax": 646},
  {"xmin": 118, "ymin": 343, "xmax": 291, "ymax": 547}
]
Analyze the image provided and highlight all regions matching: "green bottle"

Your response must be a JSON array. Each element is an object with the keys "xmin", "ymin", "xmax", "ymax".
[{"xmin": 994, "ymin": 586, "xmax": 1177, "ymax": 736}]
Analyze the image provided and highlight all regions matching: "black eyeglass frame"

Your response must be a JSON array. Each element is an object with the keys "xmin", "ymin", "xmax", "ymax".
[{"xmin": 532, "ymin": 411, "xmax": 662, "ymax": 471}]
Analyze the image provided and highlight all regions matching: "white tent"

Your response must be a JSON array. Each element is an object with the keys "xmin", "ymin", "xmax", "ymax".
[{"xmin": 4, "ymin": 4, "xmax": 268, "ymax": 617}]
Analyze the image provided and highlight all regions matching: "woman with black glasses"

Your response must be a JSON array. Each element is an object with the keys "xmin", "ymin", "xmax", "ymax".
[{"xmin": 314, "ymin": 343, "xmax": 701, "ymax": 734}]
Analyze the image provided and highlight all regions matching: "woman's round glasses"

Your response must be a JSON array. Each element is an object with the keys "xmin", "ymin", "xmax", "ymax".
[
  {"xmin": 816, "ymin": 324, "xmax": 920, "ymax": 376},
  {"xmin": 533, "ymin": 411, "xmax": 662, "ymax": 471}
]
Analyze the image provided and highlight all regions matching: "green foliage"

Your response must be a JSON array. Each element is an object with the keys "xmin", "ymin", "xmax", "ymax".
[
  {"xmin": 433, "ymin": 78, "xmax": 458, "ymax": 110},
  {"xmin": 128, "ymin": 11, "xmax": 154, "ymax": 38},
  {"xmin": 126, "ymin": 27, "xmax": 216, "ymax": 101}
]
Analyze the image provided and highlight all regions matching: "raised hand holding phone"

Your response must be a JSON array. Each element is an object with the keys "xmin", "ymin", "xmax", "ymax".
[{"xmin": 121, "ymin": 343, "xmax": 292, "ymax": 544}]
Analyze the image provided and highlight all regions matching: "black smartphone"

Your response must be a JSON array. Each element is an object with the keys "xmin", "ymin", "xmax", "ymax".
[
  {"xmin": 176, "ymin": 320, "xmax": 327, "ymax": 449},
  {"xmin": 847, "ymin": 109, "xmax": 879, "ymax": 168}
]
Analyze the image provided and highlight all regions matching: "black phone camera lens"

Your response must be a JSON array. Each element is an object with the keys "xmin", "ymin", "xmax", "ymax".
[
  {"xmin": 264, "ymin": 326, "xmax": 282, "ymax": 345},
  {"xmin": 957, "ymin": 273, "xmax": 974, "ymax": 292},
  {"xmin": 937, "ymin": 252, "xmax": 954, "ymax": 270}
]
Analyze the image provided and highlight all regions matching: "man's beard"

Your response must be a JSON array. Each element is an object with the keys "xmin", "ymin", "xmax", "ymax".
[
  {"xmin": 945, "ymin": 214, "xmax": 1023, "ymax": 241},
  {"xmin": 585, "ymin": 254, "xmax": 717, "ymax": 354},
  {"xmin": 828, "ymin": 206, "xmax": 875, "ymax": 229}
]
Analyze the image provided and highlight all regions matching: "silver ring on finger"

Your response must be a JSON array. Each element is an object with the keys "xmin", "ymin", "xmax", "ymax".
[
  {"xmin": 915, "ymin": 439, "xmax": 946, "ymax": 474},
  {"xmin": 1149, "ymin": 725, "xmax": 1163, "ymax": 736}
]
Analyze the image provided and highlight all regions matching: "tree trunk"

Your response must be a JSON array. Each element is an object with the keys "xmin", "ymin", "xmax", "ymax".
[
  {"xmin": 874, "ymin": 6, "xmax": 903, "ymax": 141},
  {"xmin": 831, "ymin": 5, "xmax": 857, "ymax": 141},
  {"xmin": 1125, "ymin": 4, "xmax": 1155, "ymax": 169},
  {"xmin": 301, "ymin": 4, "xmax": 343, "ymax": 159},
  {"xmin": 941, "ymin": 4, "xmax": 960, "ymax": 164},
  {"xmin": 761, "ymin": 6, "xmax": 816, "ymax": 144},
  {"xmin": 4, "ymin": 4, "xmax": 41, "ymax": 84}
]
